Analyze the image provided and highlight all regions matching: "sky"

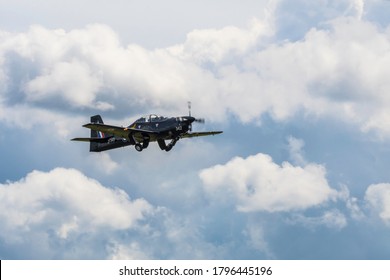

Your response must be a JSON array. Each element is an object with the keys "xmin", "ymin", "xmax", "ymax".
[{"xmin": 1, "ymin": 0, "xmax": 390, "ymax": 259}]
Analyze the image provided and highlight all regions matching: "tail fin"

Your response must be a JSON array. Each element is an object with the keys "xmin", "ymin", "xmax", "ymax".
[
  {"xmin": 72, "ymin": 115, "xmax": 132, "ymax": 152},
  {"xmin": 90, "ymin": 115, "xmax": 104, "ymax": 137},
  {"xmin": 89, "ymin": 115, "xmax": 109, "ymax": 152}
]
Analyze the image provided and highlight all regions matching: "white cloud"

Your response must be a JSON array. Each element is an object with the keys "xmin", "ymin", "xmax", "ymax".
[
  {"xmin": 200, "ymin": 153, "xmax": 338, "ymax": 212},
  {"xmin": 170, "ymin": 18, "xmax": 274, "ymax": 64},
  {"xmin": 244, "ymin": 223, "xmax": 275, "ymax": 258},
  {"xmin": 1, "ymin": 10, "xmax": 390, "ymax": 137},
  {"xmin": 338, "ymin": 184, "xmax": 365, "ymax": 220},
  {"xmin": 354, "ymin": 0, "xmax": 365, "ymax": 19},
  {"xmin": 287, "ymin": 136, "xmax": 307, "ymax": 166},
  {"xmin": 0, "ymin": 167, "xmax": 232, "ymax": 259},
  {"xmin": 0, "ymin": 24, "xmax": 115, "ymax": 109},
  {"xmin": 365, "ymin": 183, "xmax": 390, "ymax": 224},
  {"xmin": 0, "ymin": 168, "xmax": 152, "ymax": 241},
  {"xmin": 231, "ymin": 17, "xmax": 390, "ymax": 135},
  {"xmin": 1, "ymin": 0, "xmax": 390, "ymax": 260},
  {"xmin": 0, "ymin": 0, "xmax": 277, "ymax": 48},
  {"xmin": 107, "ymin": 242, "xmax": 149, "ymax": 260},
  {"xmin": 0, "ymin": 103, "xmax": 57, "ymax": 130},
  {"xmin": 89, "ymin": 153, "xmax": 119, "ymax": 175},
  {"xmin": 25, "ymin": 60, "xmax": 103, "ymax": 108}
]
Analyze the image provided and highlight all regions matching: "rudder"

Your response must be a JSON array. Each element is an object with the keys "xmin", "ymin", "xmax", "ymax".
[{"xmin": 90, "ymin": 115, "xmax": 105, "ymax": 152}]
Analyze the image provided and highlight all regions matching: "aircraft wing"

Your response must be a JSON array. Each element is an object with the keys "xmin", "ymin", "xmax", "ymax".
[
  {"xmin": 82, "ymin": 123, "xmax": 129, "ymax": 138},
  {"xmin": 181, "ymin": 131, "xmax": 223, "ymax": 138},
  {"xmin": 82, "ymin": 123, "xmax": 157, "ymax": 139}
]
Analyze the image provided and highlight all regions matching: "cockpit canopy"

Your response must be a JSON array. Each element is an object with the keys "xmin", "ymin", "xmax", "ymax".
[{"xmin": 135, "ymin": 114, "xmax": 168, "ymax": 123}]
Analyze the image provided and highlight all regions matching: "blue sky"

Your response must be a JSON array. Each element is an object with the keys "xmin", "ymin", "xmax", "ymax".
[{"xmin": 1, "ymin": 0, "xmax": 390, "ymax": 259}]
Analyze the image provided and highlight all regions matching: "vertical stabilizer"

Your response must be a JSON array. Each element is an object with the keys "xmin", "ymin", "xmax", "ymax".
[
  {"xmin": 72, "ymin": 115, "xmax": 132, "ymax": 152},
  {"xmin": 90, "ymin": 115, "xmax": 104, "ymax": 152}
]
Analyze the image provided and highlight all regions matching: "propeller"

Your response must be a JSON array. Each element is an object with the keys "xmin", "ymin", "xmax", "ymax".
[
  {"xmin": 187, "ymin": 101, "xmax": 205, "ymax": 131},
  {"xmin": 194, "ymin": 118, "xmax": 205, "ymax": 123}
]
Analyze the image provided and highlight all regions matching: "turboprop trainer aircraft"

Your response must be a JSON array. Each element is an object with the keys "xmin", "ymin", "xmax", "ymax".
[{"xmin": 71, "ymin": 103, "xmax": 223, "ymax": 152}]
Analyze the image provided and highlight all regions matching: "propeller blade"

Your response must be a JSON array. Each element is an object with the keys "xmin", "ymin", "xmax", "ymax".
[
  {"xmin": 195, "ymin": 118, "xmax": 205, "ymax": 124},
  {"xmin": 188, "ymin": 101, "xmax": 192, "ymax": 117},
  {"xmin": 186, "ymin": 101, "xmax": 205, "ymax": 125}
]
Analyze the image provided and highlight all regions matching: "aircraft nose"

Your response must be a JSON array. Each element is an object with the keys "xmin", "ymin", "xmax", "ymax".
[{"xmin": 185, "ymin": 116, "xmax": 195, "ymax": 123}]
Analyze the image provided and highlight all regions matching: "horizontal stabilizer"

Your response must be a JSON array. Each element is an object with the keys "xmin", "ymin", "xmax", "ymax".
[{"xmin": 71, "ymin": 137, "xmax": 113, "ymax": 143}]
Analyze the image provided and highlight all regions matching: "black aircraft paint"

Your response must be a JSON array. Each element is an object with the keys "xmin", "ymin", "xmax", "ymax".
[{"xmin": 71, "ymin": 105, "xmax": 222, "ymax": 152}]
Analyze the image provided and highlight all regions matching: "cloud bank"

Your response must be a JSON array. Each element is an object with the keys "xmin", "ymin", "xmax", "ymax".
[
  {"xmin": 200, "ymin": 153, "xmax": 338, "ymax": 212},
  {"xmin": 2, "ymin": 0, "xmax": 390, "ymax": 259},
  {"xmin": 1, "ymin": 9, "xmax": 390, "ymax": 136},
  {"xmin": 0, "ymin": 168, "xmax": 151, "ymax": 242}
]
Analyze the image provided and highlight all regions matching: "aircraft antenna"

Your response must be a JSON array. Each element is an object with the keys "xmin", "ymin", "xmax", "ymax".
[{"xmin": 188, "ymin": 101, "xmax": 192, "ymax": 117}]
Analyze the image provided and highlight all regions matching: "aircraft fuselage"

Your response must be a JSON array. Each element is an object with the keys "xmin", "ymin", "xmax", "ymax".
[{"xmin": 72, "ymin": 114, "xmax": 221, "ymax": 152}]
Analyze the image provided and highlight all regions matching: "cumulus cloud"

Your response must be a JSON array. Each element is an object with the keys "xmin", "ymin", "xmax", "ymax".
[
  {"xmin": 90, "ymin": 153, "xmax": 119, "ymax": 175},
  {"xmin": 200, "ymin": 153, "xmax": 339, "ymax": 212},
  {"xmin": 1, "ymin": 0, "xmax": 390, "ymax": 260},
  {"xmin": 25, "ymin": 60, "xmax": 103, "ymax": 108},
  {"xmin": 365, "ymin": 183, "xmax": 390, "ymax": 224},
  {"xmin": 0, "ymin": 168, "xmax": 152, "ymax": 241},
  {"xmin": 1, "ymin": 6, "xmax": 390, "ymax": 137},
  {"xmin": 0, "ymin": 24, "xmax": 116, "ymax": 109},
  {"xmin": 0, "ymin": 167, "xmax": 238, "ymax": 259},
  {"xmin": 170, "ymin": 17, "xmax": 274, "ymax": 64}
]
